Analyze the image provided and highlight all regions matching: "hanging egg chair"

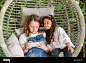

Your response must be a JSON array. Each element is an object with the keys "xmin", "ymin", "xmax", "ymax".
[{"xmin": 0, "ymin": 0, "xmax": 85, "ymax": 57}]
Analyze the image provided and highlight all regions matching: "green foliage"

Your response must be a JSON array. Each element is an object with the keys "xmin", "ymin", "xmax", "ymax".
[
  {"xmin": 79, "ymin": 1, "xmax": 86, "ymax": 25},
  {"xmin": 0, "ymin": 47, "xmax": 6, "ymax": 57},
  {"xmin": 79, "ymin": 1, "xmax": 86, "ymax": 44},
  {"xmin": 0, "ymin": 0, "xmax": 7, "ymax": 57},
  {"xmin": 0, "ymin": 0, "xmax": 6, "ymax": 11}
]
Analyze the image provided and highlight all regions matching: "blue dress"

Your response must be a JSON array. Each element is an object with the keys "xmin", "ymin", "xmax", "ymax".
[{"xmin": 25, "ymin": 34, "xmax": 49, "ymax": 57}]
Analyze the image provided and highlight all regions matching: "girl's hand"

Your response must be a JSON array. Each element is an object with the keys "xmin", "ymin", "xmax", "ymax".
[
  {"xmin": 67, "ymin": 46, "xmax": 74, "ymax": 53},
  {"xmin": 26, "ymin": 41, "xmax": 33, "ymax": 50},
  {"xmin": 66, "ymin": 42, "xmax": 74, "ymax": 53},
  {"xmin": 23, "ymin": 41, "xmax": 33, "ymax": 54},
  {"xmin": 37, "ymin": 41, "xmax": 50, "ymax": 53},
  {"xmin": 37, "ymin": 41, "xmax": 46, "ymax": 50}
]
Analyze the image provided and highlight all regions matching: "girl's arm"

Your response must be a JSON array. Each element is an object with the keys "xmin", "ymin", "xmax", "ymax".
[
  {"xmin": 44, "ymin": 47, "xmax": 50, "ymax": 53},
  {"xmin": 59, "ymin": 27, "xmax": 75, "ymax": 53},
  {"xmin": 19, "ymin": 33, "xmax": 33, "ymax": 54},
  {"xmin": 22, "ymin": 47, "xmax": 28, "ymax": 55},
  {"xmin": 37, "ymin": 41, "xmax": 50, "ymax": 53},
  {"xmin": 66, "ymin": 42, "xmax": 70, "ymax": 47}
]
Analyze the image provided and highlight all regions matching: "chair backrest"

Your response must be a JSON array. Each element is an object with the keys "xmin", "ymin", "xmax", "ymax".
[
  {"xmin": 0, "ymin": 0, "xmax": 85, "ymax": 57},
  {"xmin": 3, "ymin": 0, "xmax": 80, "ymax": 45}
]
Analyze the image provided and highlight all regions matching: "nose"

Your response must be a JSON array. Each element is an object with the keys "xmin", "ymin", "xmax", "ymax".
[
  {"xmin": 33, "ymin": 27, "xmax": 36, "ymax": 30},
  {"xmin": 44, "ymin": 23, "xmax": 47, "ymax": 27},
  {"xmin": 33, "ymin": 27, "xmax": 38, "ymax": 31}
]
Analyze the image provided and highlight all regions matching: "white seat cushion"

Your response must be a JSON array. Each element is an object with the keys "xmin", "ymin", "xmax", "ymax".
[{"xmin": 21, "ymin": 7, "xmax": 54, "ymax": 26}]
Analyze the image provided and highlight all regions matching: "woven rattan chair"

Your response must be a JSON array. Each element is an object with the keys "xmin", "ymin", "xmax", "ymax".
[{"xmin": 0, "ymin": 0, "xmax": 85, "ymax": 57}]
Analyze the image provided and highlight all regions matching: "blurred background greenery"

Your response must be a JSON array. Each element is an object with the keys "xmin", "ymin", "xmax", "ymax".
[{"xmin": 0, "ymin": 0, "xmax": 86, "ymax": 57}]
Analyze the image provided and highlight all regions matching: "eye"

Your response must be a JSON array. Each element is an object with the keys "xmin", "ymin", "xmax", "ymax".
[
  {"xmin": 44, "ymin": 23, "xmax": 46, "ymax": 25},
  {"xmin": 36, "ymin": 26, "xmax": 39, "ymax": 28},
  {"xmin": 31, "ymin": 26, "xmax": 34, "ymax": 28},
  {"xmin": 47, "ymin": 21, "xmax": 50, "ymax": 24}
]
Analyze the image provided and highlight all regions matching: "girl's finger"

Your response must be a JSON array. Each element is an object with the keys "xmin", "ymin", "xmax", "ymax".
[
  {"xmin": 68, "ymin": 48, "xmax": 70, "ymax": 51},
  {"xmin": 71, "ymin": 48, "xmax": 74, "ymax": 53},
  {"xmin": 37, "ymin": 45, "xmax": 41, "ymax": 48},
  {"xmin": 27, "ymin": 43, "xmax": 31, "ymax": 46},
  {"xmin": 29, "ymin": 46, "xmax": 32, "ymax": 49},
  {"xmin": 29, "ymin": 41, "xmax": 33, "ymax": 43},
  {"xmin": 42, "ymin": 41, "xmax": 44, "ymax": 44},
  {"xmin": 37, "ymin": 47, "xmax": 41, "ymax": 49},
  {"xmin": 39, "ymin": 42, "xmax": 43, "ymax": 46},
  {"xmin": 27, "ymin": 41, "xmax": 33, "ymax": 46},
  {"xmin": 71, "ymin": 49, "xmax": 74, "ymax": 53},
  {"xmin": 68, "ymin": 48, "xmax": 69, "ymax": 51},
  {"xmin": 37, "ymin": 44, "xmax": 41, "ymax": 47},
  {"xmin": 39, "ymin": 41, "xmax": 44, "ymax": 46}
]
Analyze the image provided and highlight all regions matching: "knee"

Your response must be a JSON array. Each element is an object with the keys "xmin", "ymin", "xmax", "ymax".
[
  {"xmin": 64, "ymin": 47, "xmax": 72, "ymax": 57},
  {"xmin": 64, "ymin": 52, "xmax": 72, "ymax": 57},
  {"xmin": 51, "ymin": 48, "xmax": 60, "ymax": 57}
]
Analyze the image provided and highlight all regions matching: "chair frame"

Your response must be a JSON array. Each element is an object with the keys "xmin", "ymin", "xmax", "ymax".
[{"xmin": 0, "ymin": 0, "xmax": 85, "ymax": 57}]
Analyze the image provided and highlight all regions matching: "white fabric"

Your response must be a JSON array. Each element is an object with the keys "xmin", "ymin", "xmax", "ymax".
[
  {"xmin": 29, "ymin": 32, "xmax": 46, "ymax": 38},
  {"xmin": 8, "ymin": 44, "xmax": 24, "ymax": 57},
  {"xmin": 47, "ymin": 27, "xmax": 75, "ymax": 51},
  {"xmin": 21, "ymin": 7, "xmax": 54, "ymax": 26},
  {"xmin": 19, "ymin": 32, "xmax": 46, "ymax": 48},
  {"xmin": 6, "ymin": 33, "xmax": 24, "ymax": 57},
  {"xmin": 6, "ymin": 33, "xmax": 19, "ymax": 45},
  {"xmin": 15, "ymin": 27, "xmax": 24, "ymax": 37},
  {"xmin": 19, "ymin": 33, "xmax": 27, "ymax": 48}
]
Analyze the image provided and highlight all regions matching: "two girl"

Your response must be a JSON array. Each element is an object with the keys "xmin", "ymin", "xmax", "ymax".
[{"xmin": 19, "ymin": 14, "xmax": 75, "ymax": 57}]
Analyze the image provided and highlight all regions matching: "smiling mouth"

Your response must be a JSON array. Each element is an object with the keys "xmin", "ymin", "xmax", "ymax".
[{"xmin": 45, "ymin": 27, "xmax": 48, "ymax": 29}]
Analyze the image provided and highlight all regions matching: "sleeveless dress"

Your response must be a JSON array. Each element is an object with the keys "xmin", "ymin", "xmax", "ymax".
[{"xmin": 25, "ymin": 34, "xmax": 49, "ymax": 57}]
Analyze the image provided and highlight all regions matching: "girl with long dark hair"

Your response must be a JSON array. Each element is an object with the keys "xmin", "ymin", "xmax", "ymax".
[{"xmin": 42, "ymin": 15, "xmax": 75, "ymax": 57}]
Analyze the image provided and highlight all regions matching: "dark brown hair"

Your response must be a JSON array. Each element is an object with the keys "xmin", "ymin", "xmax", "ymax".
[
  {"xmin": 24, "ymin": 14, "xmax": 40, "ymax": 36},
  {"xmin": 42, "ymin": 15, "xmax": 56, "ymax": 44}
]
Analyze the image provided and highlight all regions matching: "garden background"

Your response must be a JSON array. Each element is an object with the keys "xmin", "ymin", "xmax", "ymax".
[{"xmin": 0, "ymin": 0, "xmax": 86, "ymax": 57}]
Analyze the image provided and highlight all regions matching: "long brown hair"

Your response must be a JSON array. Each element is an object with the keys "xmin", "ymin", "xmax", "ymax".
[
  {"xmin": 42, "ymin": 15, "xmax": 56, "ymax": 44},
  {"xmin": 23, "ymin": 14, "xmax": 40, "ymax": 36}
]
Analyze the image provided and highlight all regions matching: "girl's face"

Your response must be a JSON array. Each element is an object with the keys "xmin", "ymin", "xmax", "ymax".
[
  {"xmin": 43, "ymin": 18, "xmax": 52, "ymax": 29},
  {"xmin": 28, "ymin": 21, "xmax": 39, "ymax": 34}
]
